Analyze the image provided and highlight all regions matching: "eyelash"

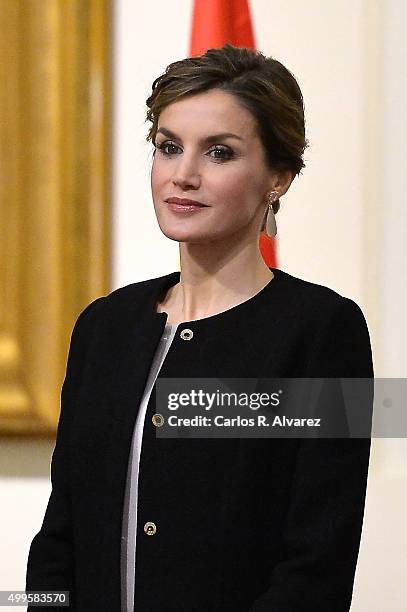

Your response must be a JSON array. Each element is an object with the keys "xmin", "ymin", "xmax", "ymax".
[{"xmin": 154, "ymin": 141, "xmax": 234, "ymax": 161}]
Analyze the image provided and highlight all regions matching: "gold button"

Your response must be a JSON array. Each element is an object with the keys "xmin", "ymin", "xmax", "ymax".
[
  {"xmin": 152, "ymin": 413, "xmax": 164, "ymax": 427},
  {"xmin": 144, "ymin": 521, "xmax": 157, "ymax": 535},
  {"xmin": 180, "ymin": 328, "xmax": 193, "ymax": 341}
]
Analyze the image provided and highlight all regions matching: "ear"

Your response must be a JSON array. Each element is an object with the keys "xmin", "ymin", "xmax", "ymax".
[{"xmin": 270, "ymin": 170, "xmax": 294, "ymax": 198}]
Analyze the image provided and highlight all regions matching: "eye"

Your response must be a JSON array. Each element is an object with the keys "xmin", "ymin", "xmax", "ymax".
[
  {"xmin": 155, "ymin": 141, "xmax": 180, "ymax": 155},
  {"xmin": 208, "ymin": 146, "xmax": 234, "ymax": 161},
  {"xmin": 154, "ymin": 141, "xmax": 234, "ymax": 162}
]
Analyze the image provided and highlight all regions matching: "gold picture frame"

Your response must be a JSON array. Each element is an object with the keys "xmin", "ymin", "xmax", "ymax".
[{"xmin": 0, "ymin": 0, "xmax": 112, "ymax": 436}]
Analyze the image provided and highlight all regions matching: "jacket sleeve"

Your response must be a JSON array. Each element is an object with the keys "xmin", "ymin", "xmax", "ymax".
[
  {"xmin": 249, "ymin": 297, "xmax": 374, "ymax": 612},
  {"xmin": 25, "ymin": 296, "xmax": 105, "ymax": 611}
]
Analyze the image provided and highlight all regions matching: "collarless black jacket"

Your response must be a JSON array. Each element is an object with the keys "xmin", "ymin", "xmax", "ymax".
[{"xmin": 26, "ymin": 267, "xmax": 374, "ymax": 612}]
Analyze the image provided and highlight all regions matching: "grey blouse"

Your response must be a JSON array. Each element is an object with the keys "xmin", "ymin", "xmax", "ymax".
[{"xmin": 120, "ymin": 322, "xmax": 179, "ymax": 612}]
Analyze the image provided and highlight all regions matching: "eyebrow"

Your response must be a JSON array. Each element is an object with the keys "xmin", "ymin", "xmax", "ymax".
[{"xmin": 156, "ymin": 127, "xmax": 244, "ymax": 144}]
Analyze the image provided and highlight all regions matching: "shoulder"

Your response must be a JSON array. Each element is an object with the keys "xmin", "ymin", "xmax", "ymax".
[
  {"xmin": 104, "ymin": 271, "xmax": 179, "ymax": 312},
  {"xmin": 273, "ymin": 270, "xmax": 373, "ymax": 377},
  {"xmin": 273, "ymin": 268, "xmax": 369, "ymax": 329},
  {"xmin": 74, "ymin": 271, "xmax": 178, "ymax": 325}
]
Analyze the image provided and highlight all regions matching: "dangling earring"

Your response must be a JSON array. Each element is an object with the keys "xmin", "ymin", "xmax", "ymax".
[{"xmin": 265, "ymin": 191, "xmax": 278, "ymax": 237}]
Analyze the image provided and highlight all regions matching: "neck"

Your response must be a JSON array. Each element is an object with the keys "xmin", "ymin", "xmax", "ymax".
[{"xmin": 164, "ymin": 241, "xmax": 274, "ymax": 322}]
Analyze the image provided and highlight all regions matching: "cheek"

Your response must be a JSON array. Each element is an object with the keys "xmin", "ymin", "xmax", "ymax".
[
  {"xmin": 151, "ymin": 158, "xmax": 158, "ymax": 180},
  {"xmin": 212, "ymin": 168, "xmax": 260, "ymax": 204},
  {"xmin": 150, "ymin": 159, "xmax": 166, "ymax": 193}
]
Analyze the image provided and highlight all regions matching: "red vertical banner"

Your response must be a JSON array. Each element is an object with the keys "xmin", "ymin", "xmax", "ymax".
[{"xmin": 190, "ymin": 0, "xmax": 277, "ymax": 267}]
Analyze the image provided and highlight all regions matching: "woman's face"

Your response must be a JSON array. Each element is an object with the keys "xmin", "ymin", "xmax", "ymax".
[{"xmin": 151, "ymin": 88, "xmax": 277, "ymax": 244}]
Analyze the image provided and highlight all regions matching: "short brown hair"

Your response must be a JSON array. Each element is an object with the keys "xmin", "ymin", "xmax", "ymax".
[{"xmin": 145, "ymin": 43, "xmax": 308, "ymax": 221}]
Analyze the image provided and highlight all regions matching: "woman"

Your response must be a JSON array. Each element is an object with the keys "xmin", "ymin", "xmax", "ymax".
[{"xmin": 26, "ymin": 44, "xmax": 373, "ymax": 611}]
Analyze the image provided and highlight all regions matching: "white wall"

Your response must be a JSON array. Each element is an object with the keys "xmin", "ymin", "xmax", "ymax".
[
  {"xmin": 1, "ymin": 1, "xmax": 406, "ymax": 609},
  {"xmin": 112, "ymin": 0, "xmax": 194, "ymax": 288}
]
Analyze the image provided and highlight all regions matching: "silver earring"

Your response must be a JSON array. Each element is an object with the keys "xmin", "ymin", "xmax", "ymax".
[{"xmin": 265, "ymin": 191, "xmax": 278, "ymax": 237}]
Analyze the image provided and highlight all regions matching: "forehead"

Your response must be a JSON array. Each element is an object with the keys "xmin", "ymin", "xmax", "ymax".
[{"xmin": 157, "ymin": 89, "xmax": 258, "ymax": 139}]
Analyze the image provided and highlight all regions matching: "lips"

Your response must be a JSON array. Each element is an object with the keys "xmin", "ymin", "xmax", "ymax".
[{"xmin": 165, "ymin": 197, "xmax": 207, "ymax": 207}]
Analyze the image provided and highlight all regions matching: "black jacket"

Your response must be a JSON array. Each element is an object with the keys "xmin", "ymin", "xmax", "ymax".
[{"xmin": 26, "ymin": 267, "xmax": 373, "ymax": 611}]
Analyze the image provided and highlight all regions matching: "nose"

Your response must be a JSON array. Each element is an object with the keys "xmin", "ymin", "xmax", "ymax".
[{"xmin": 171, "ymin": 153, "xmax": 201, "ymax": 190}]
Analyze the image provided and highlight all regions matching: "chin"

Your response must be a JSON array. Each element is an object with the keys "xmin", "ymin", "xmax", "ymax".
[
  {"xmin": 160, "ymin": 228, "xmax": 212, "ymax": 244},
  {"xmin": 157, "ymin": 219, "xmax": 211, "ymax": 242}
]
